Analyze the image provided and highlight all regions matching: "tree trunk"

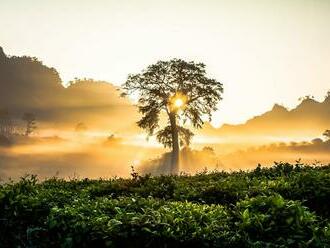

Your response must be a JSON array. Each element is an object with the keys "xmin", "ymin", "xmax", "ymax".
[{"xmin": 169, "ymin": 112, "xmax": 179, "ymax": 174}]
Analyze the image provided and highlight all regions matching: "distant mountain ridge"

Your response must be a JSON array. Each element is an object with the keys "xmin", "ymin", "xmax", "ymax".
[
  {"xmin": 201, "ymin": 95, "xmax": 330, "ymax": 138},
  {"xmin": 1, "ymin": 46, "xmax": 328, "ymax": 138}
]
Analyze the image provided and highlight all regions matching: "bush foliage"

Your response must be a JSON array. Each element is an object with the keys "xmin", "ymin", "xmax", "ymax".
[{"xmin": 1, "ymin": 162, "xmax": 330, "ymax": 247}]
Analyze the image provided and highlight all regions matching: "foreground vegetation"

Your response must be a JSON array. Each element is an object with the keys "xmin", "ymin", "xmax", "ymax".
[{"xmin": 1, "ymin": 162, "xmax": 330, "ymax": 247}]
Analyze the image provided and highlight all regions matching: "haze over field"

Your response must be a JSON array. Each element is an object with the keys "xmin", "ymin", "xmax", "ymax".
[
  {"xmin": 0, "ymin": 47, "xmax": 329, "ymax": 179},
  {"xmin": 1, "ymin": 0, "xmax": 330, "ymax": 179}
]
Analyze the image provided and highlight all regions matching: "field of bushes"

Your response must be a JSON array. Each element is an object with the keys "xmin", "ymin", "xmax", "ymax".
[{"xmin": 1, "ymin": 162, "xmax": 330, "ymax": 247}]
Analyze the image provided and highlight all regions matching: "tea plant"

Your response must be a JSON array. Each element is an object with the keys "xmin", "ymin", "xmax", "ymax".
[{"xmin": 1, "ymin": 162, "xmax": 330, "ymax": 247}]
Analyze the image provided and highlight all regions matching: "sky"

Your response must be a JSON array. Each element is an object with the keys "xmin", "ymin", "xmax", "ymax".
[{"xmin": 1, "ymin": 0, "xmax": 330, "ymax": 126}]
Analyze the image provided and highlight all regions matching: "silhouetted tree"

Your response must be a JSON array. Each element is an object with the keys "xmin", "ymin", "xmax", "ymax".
[
  {"xmin": 0, "ymin": 109, "xmax": 14, "ymax": 137},
  {"xmin": 325, "ymin": 90, "xmax": 330, "ymax": 100},
  {"xmin": 22, "ymin": 113, "xmax": 37, "ymax": 136},
  {"xmin": 311, "ymin": 138, "xmax": 323, "ymax": 145},
  {"xmin": 122, "ymin": 59, "xmax": 223, "ymax": 173},
  {"xmin": 75, "ymin": 122, "xmax": 87, "ymax": 133},
  {"xmin": 298, "ymin": 95, "xmax": 314, "ymax": 102},
  {"xmin": 323, "ymin": 130, "xmax": 330, "ymax": 141},
  {"xmin": 202, "ymin": 146, "xmax": 215, "ymax": 155}
]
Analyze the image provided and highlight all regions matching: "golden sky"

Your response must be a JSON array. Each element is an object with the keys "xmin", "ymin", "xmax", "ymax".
[{"xmin": 1, "ymin": 0, "xmax": 330, "ymax": 126}]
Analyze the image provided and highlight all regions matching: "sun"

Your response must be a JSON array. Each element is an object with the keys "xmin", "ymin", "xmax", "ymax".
[
  {"xmin": 168, "ymin": 92, "xmax": 188, "ymax": 112},
  {"xmin": 174, "ymin": 98, "xmax": 184, "ymax": 108}
]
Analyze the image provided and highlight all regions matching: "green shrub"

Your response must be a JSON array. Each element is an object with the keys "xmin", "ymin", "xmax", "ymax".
[
  {"xmin": 46, "ymin": 197, "xmax": 233, "ymax": 247},
  {"xmin": 234, "ymin": 195, "xmax": 328, "ymax": 247},
  {"xmin": 1, "ymin": 163, "xmax": 330, "ymax": 247}
]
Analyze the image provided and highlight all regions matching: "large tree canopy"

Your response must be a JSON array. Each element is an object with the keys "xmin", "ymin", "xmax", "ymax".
[{"xmin": 122, "ymin": 59, "xmax": 223, "ymax": 173}]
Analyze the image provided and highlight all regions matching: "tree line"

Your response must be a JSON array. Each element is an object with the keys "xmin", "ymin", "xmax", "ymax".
[{"xmin": 0, "ymin": 109, "xmax": 37, "ymax": 139}]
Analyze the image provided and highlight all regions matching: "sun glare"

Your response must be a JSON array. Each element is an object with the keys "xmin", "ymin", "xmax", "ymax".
[
  {"xmin": 174, "ymin": 98, "xmax": 184, "ymax": 108},
  {"xmin": 169, "ymin": 92, "xmax": 188, "ymax": 111}
]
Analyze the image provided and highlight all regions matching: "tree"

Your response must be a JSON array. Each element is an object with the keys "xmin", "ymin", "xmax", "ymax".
[
  {"xmin": 75, "ymin": 122, "xmax": 87, "ymax": 133},
  {"xmin": 323, "ymin": 130, "xmax": 330, "ymax": 141},
  {"xmin": 311, "ymin": 138, "xmax": 323, "ymax": 145},
  {"xmin": 325, "ymin": 90, "xmax": 330, "ymax": 100},
  {"xmin": 298, "ymin": 95, "xmax": 314, "ymax": 102},
  {"xmin": 0, "ymin": 109, "xmax": 14, "ymax": 137},
  {"xmin": 202, "ymin": 146, "xmax": 215, "ymax": 155},
  {"xmin": 122, "ymin": 59, "xmax": 223, "ymax": 173},
  {"xmin": 22, "ymin": 113, "xmax": 37, "ymax": 136}
]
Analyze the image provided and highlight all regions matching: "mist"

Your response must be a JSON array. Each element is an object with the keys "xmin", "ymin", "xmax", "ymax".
[
  {"xmin": 1, "ymin": 47, "xmax": 329, "ymax": 180},
  {"xmin": 1, "ymin": 131, "xmax": 329, "ymax": 181}
]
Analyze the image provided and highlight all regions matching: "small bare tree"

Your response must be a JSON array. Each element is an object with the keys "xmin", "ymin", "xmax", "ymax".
[
  {"xmin": 22, "ymin": 113, "xmax": 37, "ymax": 136},
  {"xmin": 0, "ymin": 109, "xmax": 14, "ymax": 137}
]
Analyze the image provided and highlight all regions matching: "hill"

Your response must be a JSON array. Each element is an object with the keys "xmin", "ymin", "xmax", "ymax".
[
  {"xmin": 1, "ymin": 46, "xmax": 329, "ymax": 138},
  {"xmin": 0, "ymin": 47, "xmax": 138, "ymax": 132},
  {"xmin": 201, "ymin": 95, "xmax": 330, "ymax": 139}
]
